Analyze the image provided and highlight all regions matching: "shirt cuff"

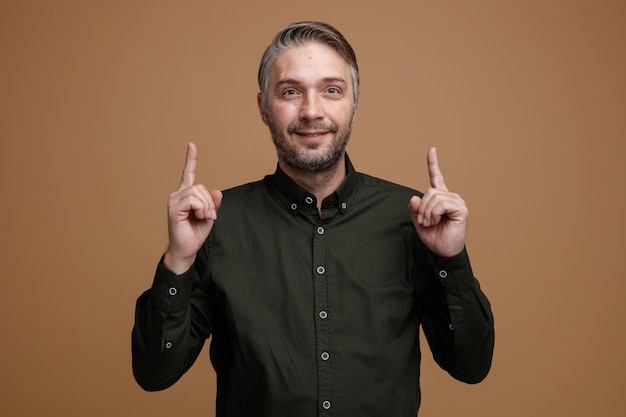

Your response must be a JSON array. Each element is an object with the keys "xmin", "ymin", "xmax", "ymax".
[
  {"xmin": 434, "ymin": 247, "xmax": 475, "ymax": 293},
  {"xmin": 151, "ymin": 259, "xmax": 195, "ymax": 315}
]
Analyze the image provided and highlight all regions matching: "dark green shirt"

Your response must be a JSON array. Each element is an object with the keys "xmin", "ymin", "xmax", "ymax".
[{"xmin": 132, "ymin": 156, "xmax": 494, "ymax": 416}]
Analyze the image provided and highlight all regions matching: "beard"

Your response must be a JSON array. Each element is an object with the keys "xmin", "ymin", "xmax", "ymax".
[{"xmin": 268, "ymin": 119, "xmax": 353, "ymax": 173}]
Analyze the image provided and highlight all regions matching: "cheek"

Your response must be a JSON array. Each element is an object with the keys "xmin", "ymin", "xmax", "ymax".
[
  {"xmin": 328, "ymin": 102, "xmax": 355, "ymax": 125},
  {"xmin": 269, "ymin": 104, "xmax": 298, "ymax": 126}
]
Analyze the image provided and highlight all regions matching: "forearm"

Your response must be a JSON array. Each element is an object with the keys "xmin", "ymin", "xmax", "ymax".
[
  {"xmin": 131, "ymin": 262, "xmax": 211, "ymax": 391},
  {"xmin": 420, "ymin": 248, "xmax": 495, "ymax": 383}
]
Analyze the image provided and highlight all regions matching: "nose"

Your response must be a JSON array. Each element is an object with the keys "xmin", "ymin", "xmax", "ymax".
[{"xmin": 299, "ymin": 93, "xmax": 324, "ymax": 121}]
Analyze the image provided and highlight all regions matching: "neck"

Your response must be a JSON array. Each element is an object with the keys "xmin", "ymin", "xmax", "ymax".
[{"xmin": 279, "ymin": 154, "xmax": 346, "ymax": 211}]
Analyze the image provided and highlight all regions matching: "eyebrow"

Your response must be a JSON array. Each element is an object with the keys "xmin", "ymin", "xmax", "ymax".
[{"xmin": 274, "ymin": 77, "xmax": 348, "ymax": 90}]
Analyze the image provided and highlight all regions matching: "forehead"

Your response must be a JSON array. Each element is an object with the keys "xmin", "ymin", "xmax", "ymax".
[{"xmin": 269, "ymin": 42, "xmax": 352, "ymax": 85}]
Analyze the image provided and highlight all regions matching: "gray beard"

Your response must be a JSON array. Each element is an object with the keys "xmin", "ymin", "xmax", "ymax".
[{"xmin": 268, "ymin": 120, "xmax": 352, "ymax": 174}]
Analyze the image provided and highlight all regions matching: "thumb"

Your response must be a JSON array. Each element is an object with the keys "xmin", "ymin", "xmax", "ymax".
[
  {"xmin": 210, "ymin": 190, "xmax": 224, "ymax": 212},
  {"xmin": 408, "ymin": 195, "xmax": 421, "ymax": 222}
]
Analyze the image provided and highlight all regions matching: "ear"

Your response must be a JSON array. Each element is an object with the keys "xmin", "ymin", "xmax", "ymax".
[
  {"xmin": 257, "ymin": 92, "xmax": 269, "ymax": 126},
  {"xmin": 351, "ymin": 89, "xmax": 359, "ymax": 122}
]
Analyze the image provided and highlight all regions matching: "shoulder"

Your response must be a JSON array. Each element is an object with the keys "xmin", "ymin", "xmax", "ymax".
[
  {"xmin": 221, "ymin": 179, "xmax": 265, "ymax": 195},
  {"xmin": 210, "ymin": 179, "xmax": 274, "ymax": 236},
  {"xmin": 219, "ymin": 178, "xmax": 270, "ymax": 207},
  {"xmin": 217, "ymin": 179, "xmax": 268, "ymax": 212},
  {"xmin": 356, "ymin": 172, "xmax": 423, "ymax": 198}
]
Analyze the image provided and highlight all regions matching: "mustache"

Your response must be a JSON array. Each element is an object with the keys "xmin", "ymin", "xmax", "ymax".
[{"xmin": 287, "ymin": 122, "xmax": 338, "ymax": 134}]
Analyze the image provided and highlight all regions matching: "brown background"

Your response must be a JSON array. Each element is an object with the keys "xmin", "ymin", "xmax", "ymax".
[{"xmin": 1, "ymin": 0, "xmax": 624, "ymax": 416}]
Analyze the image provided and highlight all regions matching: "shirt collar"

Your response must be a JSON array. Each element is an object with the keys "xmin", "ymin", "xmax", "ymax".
[{"xmin": 266, "ymin": 154, "xmax": 359, "ymax": 216}]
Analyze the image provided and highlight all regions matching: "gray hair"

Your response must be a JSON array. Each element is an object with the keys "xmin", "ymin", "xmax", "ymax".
[{"xmin": 258, "ymin": 21, "xmax": 360, "ymax": 117}]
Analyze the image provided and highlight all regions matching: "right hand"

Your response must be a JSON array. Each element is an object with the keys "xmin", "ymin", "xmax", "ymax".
[{"xmin": 163, "ymin": 142, "xmax": 223, "ymax": 274}]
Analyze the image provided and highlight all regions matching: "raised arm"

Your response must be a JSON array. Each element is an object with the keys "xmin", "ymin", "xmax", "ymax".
[
  {"xmin": 410, "ymin": 148, "xmax": 494, "ymax": 383},
  {"xmin": 132, "ymin": 143, "xmax": 221, "ymax": 391}
]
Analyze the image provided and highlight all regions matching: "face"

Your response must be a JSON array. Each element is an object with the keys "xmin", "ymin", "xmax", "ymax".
[{"xmin": 258, "ymin": 42, "xmax": 356, "ymax": 173}]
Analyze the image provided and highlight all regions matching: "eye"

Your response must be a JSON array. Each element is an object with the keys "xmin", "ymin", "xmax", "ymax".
[
  {"xmin": 283, "ymin": 88, "xmax": 299, "ymax": 96},
  {"xmin": 326, "ymin": 87, "xmax": 340, "ymax": 94}
]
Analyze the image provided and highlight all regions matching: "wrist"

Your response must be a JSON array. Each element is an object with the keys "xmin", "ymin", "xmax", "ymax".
[{"xmin": 163, "ymin": 250, "xmax": 195, "ymax": 275}]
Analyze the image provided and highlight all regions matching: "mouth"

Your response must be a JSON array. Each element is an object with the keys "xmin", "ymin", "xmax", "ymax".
[
  {"xmin": 294, "ymin": 130, "xmax": 331, "ymax": 139},
  {"xmin": 289, "ymin": 123, "xmax": 337, "ymax": 140}
]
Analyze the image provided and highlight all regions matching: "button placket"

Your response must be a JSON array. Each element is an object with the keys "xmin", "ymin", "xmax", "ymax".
[{"xmin": 312, "ymin": 222, "xmax": 332, "ymax": 412}]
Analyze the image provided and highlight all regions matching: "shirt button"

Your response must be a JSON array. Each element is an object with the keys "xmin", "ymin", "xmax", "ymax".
[
  {"xmin": 165, "ymin": 341, "xmax": 173, "ymax": 349},
  {"xmin": 290, "ymin": 203, "xmax": 298, "ymax": 210},
  {"xmin": 319, "ymin": 310, "xmax": 328, "ymax": 319},
  {"xmin": 322, "ymin": 400, "xmax": 331, "ymax": 410},
  {"xmin": 316, "ymin": 266, "xmax": 326, "ymax": 275},
  {"xmin": 341, "ymin": 202, "xmax": 347, "ymax": 210},
  {"xmin": 449, "ymin": 323, "xmax": 454, "ymax": 330},
  {"xmin": 321, "ymin": 352, "xmax": 330, "ymax": 361},
  {"xmin": 439, "ymin": 270, "xmax": 448, "ymax": 278},
  {"xmin": 305, "ymin": 196, "xmax": 314, "ymax": 205},
  {"xmin": 317, "ymin": 226, "xmax": 325, "ymax": 235},
  {"xmin": 168, "ymin": 287, "xmax": 177, "ymax": 296}
]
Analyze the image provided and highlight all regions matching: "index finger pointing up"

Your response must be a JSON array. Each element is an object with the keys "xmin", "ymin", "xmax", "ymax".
[
  {"xmin": 179, "ymin": 142, "xmax": 198, "ymax": 190},
  {"xmin": 427, "ymin": 147, "xmax": 448, "ymax": 190}
]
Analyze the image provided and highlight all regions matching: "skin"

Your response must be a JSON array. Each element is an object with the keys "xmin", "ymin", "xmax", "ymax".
[
  {"xmin": 408, "ymin": 147, "xmax": 467, "ymax": 258},
  {"xmin": 258, "ymin": 42, "xmax": 356, "ymax": 205},
  {"xmin": 163, "ymin": 41, "xmax": 468, "ymax": 274}
]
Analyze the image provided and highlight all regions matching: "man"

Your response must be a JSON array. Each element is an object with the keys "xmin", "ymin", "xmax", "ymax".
[{"xmin": 132, "ymin": 21, "xmax": 494, "ymax": 416}]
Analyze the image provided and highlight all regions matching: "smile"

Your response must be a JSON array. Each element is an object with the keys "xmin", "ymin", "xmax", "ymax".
[{"xmin": 296, "ymin": 131, "xmax": 330, "ymax": 138}]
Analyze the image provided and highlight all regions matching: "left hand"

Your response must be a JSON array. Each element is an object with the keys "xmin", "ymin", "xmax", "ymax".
[{"xmin": 408, "ymin": 147, "xmax": 468, "ymax": 258}]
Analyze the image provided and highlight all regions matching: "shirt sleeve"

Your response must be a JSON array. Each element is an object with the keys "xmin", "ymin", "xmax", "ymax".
[
  {"xmin": 416, "ymin": 246, "xmax": 495, "ymax": 383},
  {"xmin": 131, "ymin": 244, "xmax": 214, "ymax": 391}
]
